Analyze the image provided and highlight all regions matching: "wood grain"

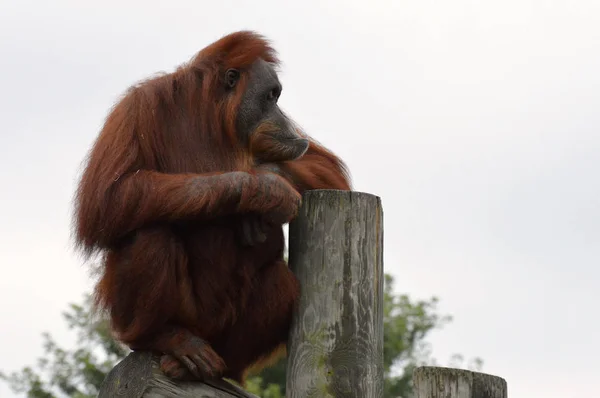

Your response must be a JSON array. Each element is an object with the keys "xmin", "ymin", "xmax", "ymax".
[
  {"xmin": 98, "ymin": 351, "xmax": 258, "ymax": 398},
  {"xmin": 413, "ymin": 366, "xmax": 508, "ymax": 398},
  {"xmin": 286, "ymin": 189, "xmax": 384, "ymax": 398}
]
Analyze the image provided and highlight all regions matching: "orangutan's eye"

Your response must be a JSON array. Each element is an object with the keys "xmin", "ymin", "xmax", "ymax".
[{"xmin": 266, "ymin": 86, "xmax": 281, "ymax": 102}]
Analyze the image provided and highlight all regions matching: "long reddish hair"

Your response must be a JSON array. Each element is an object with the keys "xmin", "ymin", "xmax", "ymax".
[{"xmin": 74, "ymin": 31, "xmax": 282, "ymax": 255}]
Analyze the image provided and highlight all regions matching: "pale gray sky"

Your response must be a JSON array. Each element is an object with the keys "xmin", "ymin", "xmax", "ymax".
[{"xmin": 1, "ymin": 1, "xmax": 599, "ymax": 397}]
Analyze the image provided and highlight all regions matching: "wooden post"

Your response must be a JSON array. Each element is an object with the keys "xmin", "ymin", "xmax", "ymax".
[
  {"xmin": 98, "ymin": 351, "xmax": 258, "ymax": 398},
  {"xmin": 286, "ymin": 190, "xmax": 384, "ymax": 397},
  {"xmin": 413, "ymin": 366, "xmax": 508, "ymax": 398}
]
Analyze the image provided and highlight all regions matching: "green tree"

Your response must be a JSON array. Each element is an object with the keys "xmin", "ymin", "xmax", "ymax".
[{"xmin": 1, "ymin": 274, "xmax": 481, "ymax": 398}]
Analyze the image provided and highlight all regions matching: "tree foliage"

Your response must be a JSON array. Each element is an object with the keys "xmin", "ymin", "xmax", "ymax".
[{"xmin": 1, "ymin": 274, "xmax": 481, "ymax": 398}]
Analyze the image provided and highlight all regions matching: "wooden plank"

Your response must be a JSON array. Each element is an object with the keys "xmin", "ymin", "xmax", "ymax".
[
  {"xmin": 98, "ymin": 351, "xmax": 258, "ymax": 398},
  {"xmin": 413, "ymin": 366, "xmax": 508, "ymax": 398},
  {"xmin": 286, "ymin": 189, "xmax": 384, "ymax": 398}
]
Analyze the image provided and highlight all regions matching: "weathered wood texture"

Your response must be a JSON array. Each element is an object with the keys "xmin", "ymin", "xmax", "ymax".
[
  {"xmin": 286, "ymin": 190, "xmax": 384, "ymax": 398},
  {"xmin": 98, "ymin": 351, "xmax": 258, "ymax": 398},
  {"xmin": 413, "ymin": 366, "xmax": 508, "ymax": 398}
]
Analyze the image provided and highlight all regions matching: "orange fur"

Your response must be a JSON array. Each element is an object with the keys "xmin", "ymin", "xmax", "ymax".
[{"xmin": 73, "ymin": 30, "xmax": 351, "ymax": 384}]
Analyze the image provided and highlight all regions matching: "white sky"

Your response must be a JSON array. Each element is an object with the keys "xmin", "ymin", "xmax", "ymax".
[{"xmin": 1, "ymin": 1, "xmax": 599, "ymax": 397}]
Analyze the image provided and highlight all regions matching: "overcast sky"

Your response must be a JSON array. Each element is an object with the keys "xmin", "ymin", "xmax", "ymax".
[{"xmin": 1, "ymin": 1, "xmax": 599, "ymax": 397}]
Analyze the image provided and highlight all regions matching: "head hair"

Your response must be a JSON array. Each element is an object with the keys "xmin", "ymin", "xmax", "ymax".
[
  {"xmin": 187, "ymin": 30, "xmax": 281, "ymax": 147},
  {"xmin": 106, "ymin": 31, "xmax": 281, "ymax": 174}
]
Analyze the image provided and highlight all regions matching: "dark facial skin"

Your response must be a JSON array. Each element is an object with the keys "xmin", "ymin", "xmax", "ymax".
[
  {"xmin": 225, "ymin": 59, "xmax": 309, "ymax": 163},
  {"xmin": 224, "ymin": 59, "xmax": 309, "ymax": 247}
]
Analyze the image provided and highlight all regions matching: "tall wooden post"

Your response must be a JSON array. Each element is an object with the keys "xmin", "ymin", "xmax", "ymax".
[
  {"xmin": 413, "ymin": 367, "xmax": 508, "ymax": 398},
  {"xmin": 286, "ymin": 190, "xmax": 384, "ymax": 398}
]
